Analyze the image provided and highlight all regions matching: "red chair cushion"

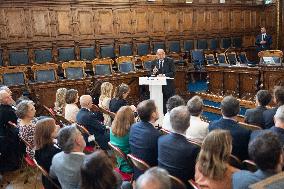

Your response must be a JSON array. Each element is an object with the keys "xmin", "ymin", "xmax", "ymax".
[
  {"xmin": 25, "ymin": 155, "xmax": 36, "ymax": 167},
  {"xmin": 114, "ymin": 167, "xmax": 133, "ymax": 181}
]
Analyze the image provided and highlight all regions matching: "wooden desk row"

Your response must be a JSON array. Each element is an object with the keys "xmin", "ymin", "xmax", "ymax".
[{"xmin": 206, "ymin": 65, "xmax": 284, "ymax": 100}]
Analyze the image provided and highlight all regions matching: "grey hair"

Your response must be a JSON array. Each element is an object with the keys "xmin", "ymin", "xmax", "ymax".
[
  {"xmin": 136, "ymin": 167, "xmax": 171, "ymax": 189},
  {"xmin": 57, "ymin": 125, "xmax": 79, "ymax": 153},
  {"xmin": 0, "ymin": 85, "xmax": 9, "ymax": 91},
  {"xmin": 170, "ymin": 106, "xmax": 190, "ymax": 134},
  {"xmin": 15, "ymin": 100, "xmax": 34, "ymax": 119},
  {"xmin": 275, "ymin": 105, "xmax": 284, "ymax": 123},
  {"xmin": 187, "ymin": 95, "xmax": 204, "ymax": 116}
]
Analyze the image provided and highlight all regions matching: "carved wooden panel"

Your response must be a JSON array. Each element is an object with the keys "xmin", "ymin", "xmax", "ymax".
[
  {"xmin": 244, "ymin": 10, "xmax": 251, "ymax": 30},
  {"xmin": 31, "ymin": 9, "xmax": 51, "ymax": 37},
  {"xmin": 96, "ymin": 9, "xmax": 114, "ymax": 35},
  {"xmin": 166, "ymin": 9, "xmax": 180, "ymax": 34},
  {"xmin": 239, "ymin": 71, "xmax": 259, "ymax": 99},
  {"xmin": 232, "ymin": 10, "xmax": 243, "ymax": 31},
  {"xmin": 133, "ymin": 9, "xmax": 148, "ymax": 34},
  {"xmin": 208, "ymin": 9, "xmax": 220, "ymax": 32},
  {"xmin": 114, "ymin": 9, "xmax": 133, "ymax": 35},
  {"xmin": 77, "ymin": 10, "xmax": 94, "ymax": 36},
  {"xmin": 181, "ymin": 8, "xmax": 193, "ymax": 33},
  {"xmin": 0, "ymin": 9, "xmax": 6, "ymax": 39},
  {"xmin": 221, "ymin": 9, "xmax": 231, "ymax": 31},
  {"xmin": 56, "ymin": 10, "xmax": 72, "ymax": 35},
  {"xmin": 207, "ymin": 70, "xmax": 223, "ymax": 95},
  {"xmin": 195, "ymin": 9, "xmax": 206, "ymax": 32},
  {"xmin": 150, "ymin": 9, "xmax": 165, "ymax": 35},
  {"xmin": 5, "ymin": 9, "xmax": 26, "ymax": 38}
]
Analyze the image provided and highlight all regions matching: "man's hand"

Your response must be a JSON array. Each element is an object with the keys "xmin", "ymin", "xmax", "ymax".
[
  {"xmin": 157, "ymin": 74, "xmax": 165, "ymax": 77},
  {"xmin": 260, "ymin": 40, "xmax": 266, "ymax": 44}
]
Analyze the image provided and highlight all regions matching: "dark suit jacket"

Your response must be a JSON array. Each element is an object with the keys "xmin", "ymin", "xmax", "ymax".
[
  {"xmin": 109, "ymin": 98, "xmax": 127, "ymax": 113},
  {"xmin": 232, "ymin": 170, "xmax": 275, "ymax": 189},
  {"xmin": 263, "ymin": 107, "xmax": 278, "ymax": 129},
  {"xmin": 244, "ymin": 106, "xmax": 267, "ymax": 128},
  {"xmin": 151, "ymin": 57, "xmax": 176, "ymax": 97},
  {"xmin": 35, "ymin": 144, "xmax": 61, "ymax": 189},
  {"xmin": 129, "ymin": 121, "xmax": 161, "ymax": 179},
  {"xmin": 76, "ymin": 108, "xmax": 109, "ymax": 150},
  {"xmin": 209, "ymin": 118, "xmax": 251, "ymax": 160},
  {"xmin": 250, "ymin": 126, "xmax": 284, "ymax": 146},
  {"xmin": 255, "ymin": 34, "xmax": 272, "ymax": 51},
  {"xmin": 158, "ymin": 133, "xmax": 200, "ymax": 183},
  {"xmin": 0, "ymin": 104, "xmax": 17, "ymax": 136}
]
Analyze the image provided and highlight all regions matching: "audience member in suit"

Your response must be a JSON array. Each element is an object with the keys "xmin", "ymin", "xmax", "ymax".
[
  {"xmin": 186, "ymin": 96, "xmax": 209, "ymax": 143},
  {"xmin": 54, "ymin": 88, "xmax": 67, "ymax": 116},
  {"xmin": 64, "ymin": 89, "xmax": 79, "ymax": 123},
  {"xmin": 16, "ymin": 100, "xmax": 37, "ymax": 158},
  {"xmin": 136, "ymin": 167, "xmax": 171, "ymax": 189},
  {"xmin": 263, "ymin": 86, "xmax": 284, "ymax": 129},
  {"xmin": 34, "ymin": 118, "xmax": 61, "ymax": 189},
  {"xmin": 0, "ymin": 89, "xmax": 22, "ymax": 171},
  {"xmin": 195, "ymin": 130, "xmax": 239, "ymax": 189},
  {"xmin": 110, "ymin": 106, "xmax": 135, "ymax": 177},
  {"xmin": 50, "ymin": 125, "xmax": 86, "ymax": 189},
  {"xmin": 245, "ymin": 90, "xmax": 272, "ymax": 128},
  {"xmin": 209, "ymin": 96, "xmax": 251, "ymax": 160},
  {"xmin": 162, "ymin": 95, "xmax": 185, "ymax": 132},
  {"xmin": 129, "ymin": 99, "xmax": 161, "ymax": 179},
  {"xmin": 151, "ymin": 49, "xmax": 176, "ymax": 114},
  {"xmin": 158, "ymin": 106, "xmax": 200, "ymax": 185},
  {"xmin": 76, "ymin": 95, "xmax": 110, "ymax": 150},
  {"xmin": 251, "ymin": 105, "xmax": 284, "ymax": 146},
  {"xmin": 232, "ymin": 132, "xmax": 284, "ymax": 189},
  {"xmin": 255, "ymin": 26, "xmax": 272, "ymax": 52},
  {"xmin": 81, "ymin": 150, "xmax": 131, "ymax": 189}
]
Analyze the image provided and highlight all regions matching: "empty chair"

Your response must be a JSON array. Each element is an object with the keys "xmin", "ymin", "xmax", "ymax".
[
  {"xmin": 168, "ymin": 41, "xmax": 181, "ymax": 53},
  {"xmin": 197, "ymin": 39, "xmax": 208, "ymax": 50},
  {"xmin": 34, "ymin": 49, "xmax": 53, "ymax": 64},
  {"xmin": 140, "ymin": 55, "xmax": 156, "ymax": 70},
  {"xmin": 191, "ymin": 50, "xmax": 205, "ymax": 70},
  {"xmin": 216, "ymin": 53, "xmax": 228, "ymax": 64},
  {"xmin": 238, "ymin": 52, "xmax": 256, "ymax": 65},
  {"xmin": 205, "ymin": 54, "xmax": 216, "ymax": 65},
  {"xmin": 119, "ymin": 44, "xmax": 133, "ymax": 57},
  {"xmin": 0, "ymin": 66, "xmax": 27, "ymax": 86},
  {"xmin": 226, "ymin": 52, "xmax": 238, "ymax": 65},
  {"xmin": 100, "ymin": 44, "xmax": 115, "ymax": 59},
  {"xmin": 232, "ymin": 37, "xmax": 243, "ymax": 49},
  {"xmin": 9, "ymin": 49, "xmax": 29, "ymax": 66},
  {"xmin": 80, "ymin": 46, "xmax": 96, "ymax": 61},
  {"xmin": 116, "ymin": 56, "xmax": 135, "ymax": 73},
  {"xmin": 136, "ymin": 42, "xmax": 150, "ymax": 56},
  {"xmin": 221, "ymin": 38, "xmax": 232, "ymax": 49},
  {"xmin": 31, "ymin": 63, "xmax": 58, "ymax": 82},
  {"xmin": 153, "ymin": 42, "xmax": 165, "ymax": 53},
  {"xmin": 92, "ymin": 58, "xmax": 113, "ymax": 76},
  {"xmin": 208, "ymin": 39, "xmax": 219, "ymax": 51},
  {"xmin": 58, "ymin": 47, "xmax": 75, "ymax": 62},
  {"xmin": 62, "ymin": 61, "xmax": 86, "ymax": 80}
]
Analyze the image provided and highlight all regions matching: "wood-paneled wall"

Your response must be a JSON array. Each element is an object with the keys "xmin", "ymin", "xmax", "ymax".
[{"xmin": 0, "ymin": 1, "xmax": 276, "ymax": 51}]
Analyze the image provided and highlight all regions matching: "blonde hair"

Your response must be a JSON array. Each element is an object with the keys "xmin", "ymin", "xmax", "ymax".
[
  {"xmin": 99, "ymin": 82, "xmax": 113, "ymax": 102},
  {"xmin": 111, "ymin": 106, "xmax": 135, "ymax": 137},
  {"xmin": 34, "ymin": 118, "xmax": 56, "ymax": 150},
  {"xmin": 197, "ymin": 130, "xmax": 232, "ymax": 180},
  {"xmin": 55, "ymin": 88, "xmax": 67, "ymax": 109}
]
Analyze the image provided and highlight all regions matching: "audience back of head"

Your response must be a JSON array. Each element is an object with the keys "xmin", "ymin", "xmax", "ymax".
[
  {"xmin": 170, "ymin": 106, "xmax": 190, "ymax": 134},
  {"xmin": 166, "ymin": 95, "xmax": 185, "ymax": 112},
  {"xmin": 137, "ymin": 99, "xmax": 158, "ymax": 122},
  {"xmin": 275, "ymin": 105, "xmax": 284, "ymax": 127},
  {"xmin": 221, "ymin": 96, "xmax": 239, "ymax": 117},
  {"xmin": 65, "ymin": 89, "xmax": 78, "ymax": 104},
  {"xmin": 274, "ymin": 86, "xmax": 284, "ymax": 106},
  {"xmin": 136, "ymin": 167, "xmax": 171, "ymax": 189},
  {"xmin": 256, "ymin": 90, "xmax": 272, "ymax": 107},
  {"xmin": 187, "ymin": 95, "xmax": 204, "ymax": 116}
]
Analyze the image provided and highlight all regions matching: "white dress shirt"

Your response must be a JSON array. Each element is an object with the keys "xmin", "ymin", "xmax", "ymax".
[
  {"xmin": 186, "ymin": 116, "xmax": 209, "ymax": 143},
  {"xmin": 162, "ymin": 112, "xmax": 173, "ymax": 132}
]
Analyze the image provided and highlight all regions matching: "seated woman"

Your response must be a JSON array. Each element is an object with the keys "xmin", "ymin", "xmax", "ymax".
[
  {"xmin": 16, "ymin": 100, "xmax": 37, "ymax": 158},
  {"xmin": 195, "ymin": 130, "xmax": 239, "ymax": 189},
  {"xmin": 81, "ymin": 150, "xmax": 130, "ymax": 189},
  {"xmin": 54, "ymin": 88, "xmax": 67, "ymax": 116},
  {"xmin": 99, "ymin": 82, "xmax": 113, "ymax": 127},
  {"xmin": 110, "ymin": 106, "xmax": 135, "ymax": 180},
  {"xmin": 109, "ymin": 83, "xmax": 131, "ymax": 113},
  {"xmin": 64, "ymin": 89, "xmax": 79, "ymax": 123},
  {"xmin": 34, "ymin": 118, "xmax": 61, "ymax": 189}
]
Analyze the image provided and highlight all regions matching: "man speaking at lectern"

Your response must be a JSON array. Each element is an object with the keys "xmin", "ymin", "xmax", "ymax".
[
  {"xmin": 255, "ymin": 26, "xmax": 272, "ymax": 52},
  {"xmin": 151, "ymin": 49, "xmax": 175, "ymax": 114}
]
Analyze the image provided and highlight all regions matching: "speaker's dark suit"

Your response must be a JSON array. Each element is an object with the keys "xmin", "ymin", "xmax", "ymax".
[
  {"xmin": 244, "ymin": 106, "xmax": 267, "ymax": 128},
  {"xmin": 209, "ymin": 118, "xmax": 251, "ymax": 160},
  {"xmin": 129, "ymin": 121, "xmax": 161, "ymax": 179},
  {"xmin": 255, "ymin": 34, "xmax": 272, "ymax": 52},
  {"xmin": 158, "ymin": 133, "xmax": 200, "ymax": 184},
  {"xmin": 76, "ymin": 108, "xmax": 110, "ymax": 150},
  {"xmin": 151, "ymin": 57, "xmax": 175, "ymax": 113},
  {"xmin": 263, "ymin": 107, "xmax": 278, "ymax": 129}
]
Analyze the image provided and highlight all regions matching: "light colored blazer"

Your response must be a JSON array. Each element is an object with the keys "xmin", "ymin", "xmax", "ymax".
[
  {"xmin": 186, "ymin": 116, "xmax": 209, "ymax": 143},
  {"xmin": 50, "ymin": 152, "xmax": 85, "ymax": 189},
  {"xmin": 64, "ymin": 103, "xmax": 79, "ymax": 123}
]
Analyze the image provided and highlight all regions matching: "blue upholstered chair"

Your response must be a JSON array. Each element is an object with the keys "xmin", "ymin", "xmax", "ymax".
[
  {"xmin": 80, "ymin": 46, "xmax": 96, "ymax": 61},
  {"xmin": 226, "ymin": 52, "xmax": 238, "ymax": 65},
  {"xmin": 119, "ymin": 44, "xmax": 133, "ymax": 57},
  {"xmin": 191, "ymin": 50, "xmax": 205, "ymax": 70},
  {"xmin": 136, "ymin": 43, "xmax": 150, "ymax": 56},
  {"xmin": 91, "ymin": 58, "xmax": 113, "ymax": 76},
  {"xmin": 205, "ymin": 54, "xmax": 216, "ymax": 65},
  {"xmin": 0, "ymin": 50, "xmax": 3, "ymax": 66},
  {"xmin": 62, "ymin": 61, "xmax": 86, "ymax": 80},
  {"xmin": 34, "ymin": 49, "xmax": 53, "ymax": 64},
  {"xmin": 100, "ymin": 45, "xmax": 115, "ymax": 59},
  {"xmin": 216, "ymin": 53, "xmax": 228, "ymax": 64},
  {"xmin": 197, "ymin": 39, "xmax": 208, "ymax": 50},
  {"xmin": 140, "ymin": 55, "xmax": 156, "ymax": 71},
  {"xmin": 232, "ymin": 37, "xmax": 242, "ymax": 48},
  {"xmin": 221, "ymin": 38, "xmax": 232, "ymax": 49},
  {"xmin": 168, "ymin": 41, "xmax": 181, "ymax": 53},
  {"xmin": 258, "ymin": 50, "xmax": 283, "ymax": 65},
  {"xmin": 9, "ymin": 50, "xmax": 29, "ymax": 66},
  {"xmin": 116, "ymin": 56, "xmax": 135, "ymax": 73},
  {"xmin": 184, "ymin": 40, "xmax": 194, "ymax": 52},
  {"xmin": 31, "ymin": 63, "xmax": 58, "ymax": 82},
  {"xmin": 0, "ymin": 66, "xmax": 27, "ymax": 86},
  {"xmin": 58, "ymin": 47, "xmax": 75, "ymax": 62},
  {"xmin": 153, "ymin": 42, "xmax": 165, "ymax": 53},
  {"xmin": 208, "ymin": 39, "xmax": 219, "ymax": 50}
]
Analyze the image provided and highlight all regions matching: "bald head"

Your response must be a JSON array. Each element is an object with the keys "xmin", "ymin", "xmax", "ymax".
[
  {"xmin": 79, "ymin": 95, "xmax": 93, "ymax": 109},
  {"xmin": 156, "ymin": 49, "xmax": 165, "ymax": 60},
  {"xmin": 0, "ymin": 90, "xmax": 14, "ymax": 105}
]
